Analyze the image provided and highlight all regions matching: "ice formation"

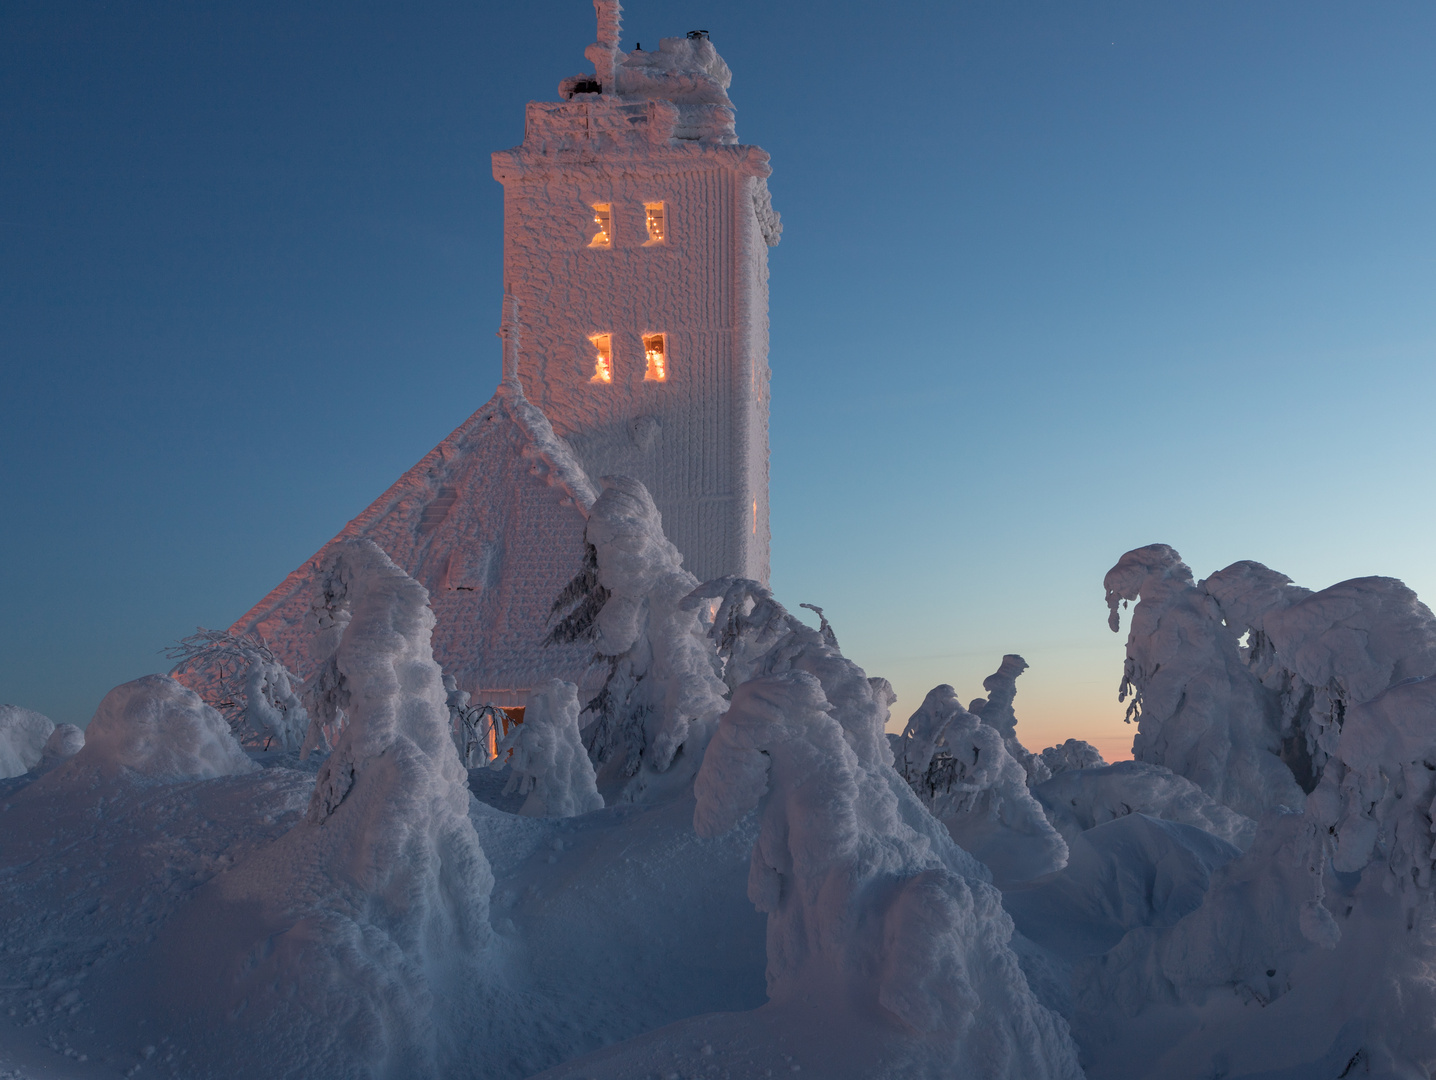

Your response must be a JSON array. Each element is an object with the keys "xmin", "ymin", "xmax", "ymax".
[
  {"xmin": 0, "ymin": 704, "xmax": 53, "ymax": 778},
  {"xmin": 493, "ymin": 678, "xmax": 603, "ymax": 817},
  {"xmin": 695, "ymin": 672, "xmax": 1083, "ymax": 1079}
]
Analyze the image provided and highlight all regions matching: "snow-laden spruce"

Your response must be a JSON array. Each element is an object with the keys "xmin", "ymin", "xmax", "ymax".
[
  {"xmin": 548, "ymin": 474, "xmax": 729, "ymax": 797},
  {"xmin": 161, "ymin": 539, "xmax": 495, "ymax": 1079},
  {"xmin": 896, "ymin": 679, "xmax": 1068, "ymax": 885},
  {"xmin": 1105, "ymin": 544, "xmax": 1306, "ymax": 817},
  {"xmin": 492, "ymin": 678, "xmax": 603, "ymax": 817},
  {"xmin": 695, "ymin": 672, "xmax": 1082, "ymax": 1079},
  {"xmin": 0, "ymin": 704, "xmax": 55, "ymax": 778},
  {"xmin": 1081, "ymin": 551, "xmax": 1436, "ymax": 1077}
]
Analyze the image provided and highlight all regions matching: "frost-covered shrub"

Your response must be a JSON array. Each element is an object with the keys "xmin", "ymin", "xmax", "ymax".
[
  {"xmin": 1034, "ymin": 760, "xmax": 1256, "ymax": 850},
  {"xmin": 695, "ymin": 672, "xmax": 1082, "ymax": 1078},
  {"xmin": 1040, "ymin": 738, "xmax": 1106, "ymax": 775},
  {"xmin": 493, "ymin": 679, "xmax": 603, "ymax": 818},
  {"xmin": 176, "ymin": 539, "xmax": 494, "ymax": 1078},
  {"xmin": 442, "ymin": 674, "xmax": 497, "ymax": 768},
  {"xmin": 56, "ymin": 675, "xmax": 255, "ymax": 782},
  {"xmin": 896, "ymin": 684, "xmax": 1068, "ymax": 884},
  {"xmin": 548, "ymin": 475, "xmax": 728, "ymax": 796},
  {"xmin": 1104, "ymin": 545, "xmax": 1304, "ymax": 817},
  {"xmin": 168, "ymin": 627, "xmax": 310, "ymax": 751},
  {"xmin": 0, "ymin": 705, "xmax": 54, "ymax": 778}
]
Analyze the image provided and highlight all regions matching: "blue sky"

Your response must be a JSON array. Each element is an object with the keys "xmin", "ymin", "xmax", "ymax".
[{"xmin": 3, "ymin": 1, "xmax": 1434, "ymax": 759}]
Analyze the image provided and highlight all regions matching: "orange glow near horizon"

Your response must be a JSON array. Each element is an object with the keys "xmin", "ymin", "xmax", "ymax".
[
  {"xmin": 589, "ymin": 333, "xmax": 613, "ymax": 383},
  {"xmin": 588, "ymin": 203, "xmax": 612, "ymax": 248},
  {"xmin": 643, "ymin": 333, "xmax": 667, "ymax": 381}
]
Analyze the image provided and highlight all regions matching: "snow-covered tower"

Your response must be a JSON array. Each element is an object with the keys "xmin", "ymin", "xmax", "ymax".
[
  {"xmin": 493, "ymin": 1, "xmax": 781, "ymax": 584},
  {"xmin": 218, "ymin": 4, "xmax": 779, "ymax": 710}
]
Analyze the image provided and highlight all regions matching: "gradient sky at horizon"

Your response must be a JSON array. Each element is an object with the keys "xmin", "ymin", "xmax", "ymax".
[{"xmin": 3, "ymin": 1, "xmax": 1434, "ymax": 762}]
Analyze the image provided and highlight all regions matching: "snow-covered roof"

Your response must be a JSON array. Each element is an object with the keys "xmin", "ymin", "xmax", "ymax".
[{"xmin": 230, "ymin": 380, "xmax": 601, "ymax": 705}]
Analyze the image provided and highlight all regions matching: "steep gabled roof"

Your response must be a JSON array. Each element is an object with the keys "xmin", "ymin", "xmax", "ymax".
[{"xmin": 232, "ymin": 380, "xmax": 601, "ymax": 704}]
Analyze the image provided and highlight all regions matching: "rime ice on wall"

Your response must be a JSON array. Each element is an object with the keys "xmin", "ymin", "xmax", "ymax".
[
  {"xmin": 227, "ymin": 380, "xmax": 598, "ymax": 708},
  {"xmin": 493, "ymin": 17, "xmax": 779, "ymax": 587}
]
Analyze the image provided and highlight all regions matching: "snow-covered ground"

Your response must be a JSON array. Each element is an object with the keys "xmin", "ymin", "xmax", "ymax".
[{"xmin": 4, "ymin": 527, "xmax": 1436, "ymax": 1078}]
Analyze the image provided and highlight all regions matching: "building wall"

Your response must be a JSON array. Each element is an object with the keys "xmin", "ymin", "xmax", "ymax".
[{"xmin": 494, "ymin": 99, "xmax": 775, "ymax": 585}]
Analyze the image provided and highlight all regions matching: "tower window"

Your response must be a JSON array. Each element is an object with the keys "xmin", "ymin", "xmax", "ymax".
[
  {"xmin": 643, "ymin": 202, "xmax": 667, "ymax": 245},
  {"xmin": 588, "ymin": 204, "xmax": 612, "ymax": 248},
  {"xmin": 642, "ymin": 333, "xmax": 667, "ymax": 382},
  {"xmin": 588, "ymin": 333, "xmax": 613, "ymax": 383}
]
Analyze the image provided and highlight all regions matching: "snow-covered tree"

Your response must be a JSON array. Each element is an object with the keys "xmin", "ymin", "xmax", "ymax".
[
  {"xmin": 491, "ymin": 678, "xmax": 603, "ymax": 817},
  {"xmin": 167, "ymin": 627, "xmax": 310, "ymax": 751},
  {"xmin": 695, "ymin": 671, "xmax": 1082, "ymax": 1078},
  {"xmin": 895, "ymin": 683, "xmax": 1068, "ymax": 884},
  {"xmin": 1104, "ymin": 544, "xmax": 1304, "ymax": 817},
  {"xmin": 547, "ymin": 475, "xmax": 728, "ymax": 797},
  {"xmin": 169, "ymin": 538, "xmax": 495, "ymax": 1078}
]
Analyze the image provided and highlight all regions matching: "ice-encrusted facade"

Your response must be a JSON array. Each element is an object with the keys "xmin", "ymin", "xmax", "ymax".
[
  {"xmin": 494, "ymin": 1, "xmax": 780, "ymax": 584},
  {"xmin": 223, "ymin": 2, "xmax": 778, "ymax": 707}
]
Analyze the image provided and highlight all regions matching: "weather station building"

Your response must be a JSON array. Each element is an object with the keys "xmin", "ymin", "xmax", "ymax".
[{"xmin": 229, "ymin": 1, "xmax": 781, "ymax": 710}]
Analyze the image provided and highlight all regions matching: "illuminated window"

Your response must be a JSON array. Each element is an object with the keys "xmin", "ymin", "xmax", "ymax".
[
  {"xmin": 588, "ymin": 203, "xmax": 612, "ymax": 248},
  {"xmin": 588, "ymin": 333, "xmax": 613, "ymax": 383},
  {"xmin": 643, "ymin": 202, "xmax": 666, "ymax": 245},
  {"xmin": 642, "ymin": 333, "xmax": 667, "ymax": 381}
]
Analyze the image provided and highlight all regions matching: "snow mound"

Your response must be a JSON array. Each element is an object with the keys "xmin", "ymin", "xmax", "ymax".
[
  {"xmin": 494, "ymin": 678, "xmax": 603, "ymax": 817},
  {"xmin": 1004, "ymin": 813, "xmax": 1242, "ymax": 960},
  {"xmin": 34, "ymin": 723, "xmax": 84, "ymax": 774},
  {"xmin": 56, "ymin": 676, "xmax": 255, "ymax": 782},
  {"xmin": 897, "ymin": 683, "xmax": 1069, "ymax": 885},
  {"xmin": 695, "ymin": 672, "xmax": 1082, "ymax": 1078},
  {"xmin": 0, "ymin": 705, "xmax": 53, "ymax": 778},
  {"xmin": 1034, "ymin": 760, "xmax": 1257, "ymax": 850}
]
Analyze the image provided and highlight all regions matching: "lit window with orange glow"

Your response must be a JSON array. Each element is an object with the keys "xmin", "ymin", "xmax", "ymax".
[
  {"xmin": 588, "ymin": 333, "xmax": 613, "ymax": 383},
  {"xmin": 588, "ymin": 203, "xmax": 612, "ymax": 248},
  {"xmin": 643, "ymin": 202, "xmax": 666, "ymax": 245},
  {"xmin": 642, "ymin": 333, "xmax": 667, "ymax": 381}
]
